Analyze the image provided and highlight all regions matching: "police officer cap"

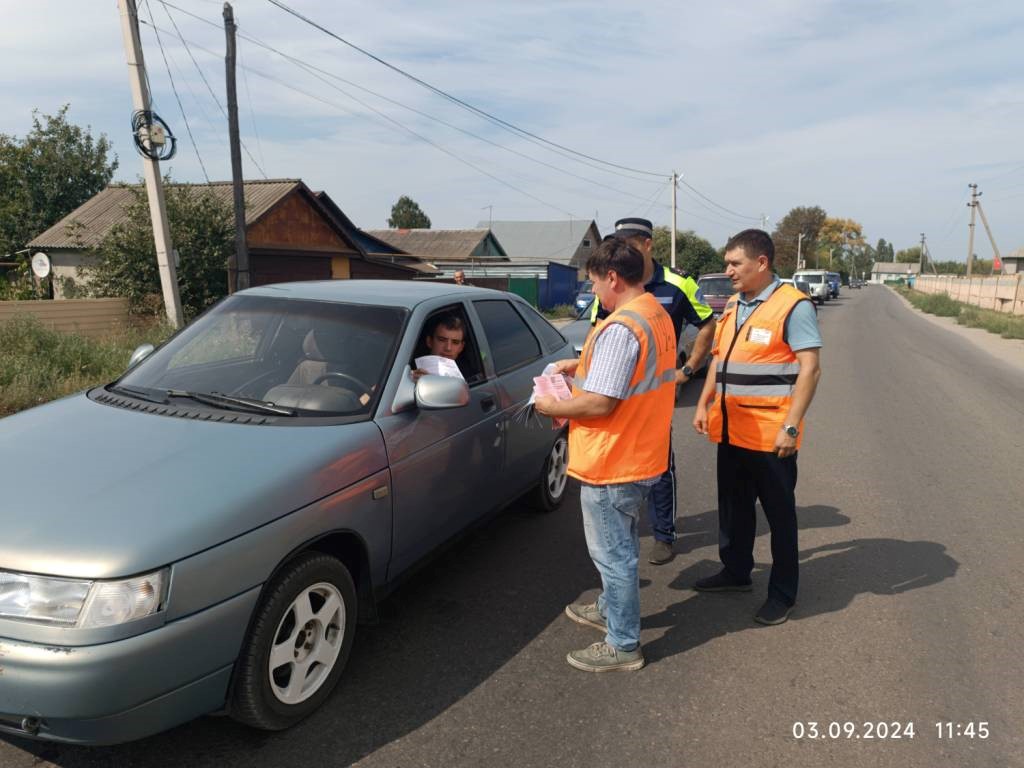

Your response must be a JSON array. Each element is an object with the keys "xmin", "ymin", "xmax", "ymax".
[{"xmin": 613, "ymin": 217, "xmax": 654, "ymax": 239}]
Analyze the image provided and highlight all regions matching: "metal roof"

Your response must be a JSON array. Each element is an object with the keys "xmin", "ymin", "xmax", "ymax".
[
  {"xmin": 475, "ymin": 219, "xmax": 599, "ymax": 265},
  {"xmin": 872, "ymin": 262, "xmax": 921, "ymax": 274},
  {"xmin": 28, "ymin": 179, "xmax": 304, "ymax": 250},
  {"xmin": 366, "ymin": 228, "xmax": 508, "ymax": 261}
]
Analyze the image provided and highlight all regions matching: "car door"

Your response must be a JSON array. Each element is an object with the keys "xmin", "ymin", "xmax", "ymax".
[
  {"xmin": 471, "ymin": 298, "xmax": 562, "ymax": 499},
  {"xmin": 377, "ymin": 300, "xmax": 505, "ymax": 579}
]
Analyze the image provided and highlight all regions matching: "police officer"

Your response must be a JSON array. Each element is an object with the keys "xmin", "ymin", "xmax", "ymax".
[{"xmin": 591, "ymin": 218, "xmax": 716, "ymax": 565}]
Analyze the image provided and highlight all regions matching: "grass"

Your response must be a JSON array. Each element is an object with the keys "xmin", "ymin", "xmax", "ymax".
[
  {"xmin": 541, "ymin": 304, "xmax": 579, "ymax": 320},
  {"xmin": 0, "ymin": 315, "xmax": 174, "ymax": 417},
  {"xmin": 898, "ymin": 288, "xmax": 1024, "ymax": 340}
]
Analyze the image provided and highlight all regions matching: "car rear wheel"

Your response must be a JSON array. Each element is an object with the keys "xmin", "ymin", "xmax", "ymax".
[
  {"xmin": 534, "ymin": 433, "xmax": 569, "ymax": 512},
  {"xmin": 230, "ymin": 552, "xmax": 357, "ymax": 731}
]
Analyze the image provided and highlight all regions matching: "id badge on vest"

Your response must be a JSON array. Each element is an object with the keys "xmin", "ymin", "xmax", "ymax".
[{"xmin": 747, "ymin": 326, "xmax": 773, "ymax": 345}]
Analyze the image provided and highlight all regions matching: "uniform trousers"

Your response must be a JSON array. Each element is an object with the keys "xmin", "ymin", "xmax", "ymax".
[{"xmin": 716, "ymin": 442, "xmax": 799, "ymax": 606}]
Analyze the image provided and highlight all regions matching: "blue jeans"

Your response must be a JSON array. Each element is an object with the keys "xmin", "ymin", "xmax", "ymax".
[
  {"xmin": 647, "ymin": 449, "xmax": 677, "ymax": 543},
  {"xmin": 580, "ymin": 481, "xmax": 650, "ymax": 652}
]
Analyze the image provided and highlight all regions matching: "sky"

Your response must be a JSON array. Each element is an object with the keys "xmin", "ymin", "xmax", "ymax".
[{"xmin": 2, "ymin": 0, "xmax": 1023, "ymax": 261}]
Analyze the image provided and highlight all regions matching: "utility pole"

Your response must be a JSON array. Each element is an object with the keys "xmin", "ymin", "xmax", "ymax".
[
  {"xmin": 974, "ymin": 199, "xmax": 1003, "ymax": 274},
  {"xmin": 670, "ymin": 171, "xmax": 678, "ymax": 270},
  {"xmin": 966, "ymin": 183, "xmax": 978, "ymax": 278},
  {"xmin": 224, "ymin": 2, "xmax": 249, "ymax": 292},
  {"xmin": 919, "ymin": 232, "xmax": 926, "ymax": 275},
  {"xmin": 797, "ymin": 232, "xmax": 805, "ymax": 270},
  {"xmin": 760, "ymin": 213, "xmax": 769, "ymax": 231},
  {"xmin": 117, "ymin": 0, "xmax": 183, "ymax": 327}
]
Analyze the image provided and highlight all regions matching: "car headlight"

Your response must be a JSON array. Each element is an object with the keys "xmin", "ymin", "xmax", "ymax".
[{"xmin": 0, "ymin": 568, "xmax": 167, "ymax": 628}]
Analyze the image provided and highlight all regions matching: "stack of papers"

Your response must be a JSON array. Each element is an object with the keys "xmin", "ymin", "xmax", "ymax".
[
  {"xmin": 414, "ymin": 355, "xmax": 464, "ymax": 380},
  {"xmin": 530, "ymin": 363, "xmax": 572, "ymax": 428}
]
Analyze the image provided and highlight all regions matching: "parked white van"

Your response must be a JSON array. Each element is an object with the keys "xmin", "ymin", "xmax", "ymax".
[{"xmin": 792, "ymin": 269, "xmax": 830, "ymax": 304}]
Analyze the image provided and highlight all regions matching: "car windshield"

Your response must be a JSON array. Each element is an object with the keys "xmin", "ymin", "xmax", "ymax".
[
  {"xmin": 578, "ymin": 281, "xmax": 593, "ymax": 293},
  {"xmin": 798, "ymin": 274, "xmax": 824, "ymax": 283},
  {"xmin": 115, "ymin": 295, "xmax": 406, "ymax": 416},
  {"xmin": 699, "ymin": 277, "xmax": 733, "ymax": 296}
]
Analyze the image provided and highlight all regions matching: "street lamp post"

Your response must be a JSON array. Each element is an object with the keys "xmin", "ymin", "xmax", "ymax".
[{"xmin": 797, "ymin": 232, "xmax": 806, "ymax": 270}]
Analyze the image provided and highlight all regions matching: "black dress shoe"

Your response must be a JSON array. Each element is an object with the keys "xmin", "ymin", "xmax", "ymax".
[
  {"xmin": 754, "ymin": 598, "xmax": 794, "ymax": 625},
  {"xmin": 693, "ymin": 570, "xmax": 753, "ymax": 592}
]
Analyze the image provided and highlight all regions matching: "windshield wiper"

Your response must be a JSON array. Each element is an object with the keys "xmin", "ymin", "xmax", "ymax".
[
  {"xmin": 165, "ymin": 389, "xmax": 297, "ymax": 416},
  {"xmin": 108, "ymin": 384, "xmax": 169, "ymax": 404}
]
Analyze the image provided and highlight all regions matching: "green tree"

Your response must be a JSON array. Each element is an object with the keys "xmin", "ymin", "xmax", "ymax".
[
  {"xmin": 895, "ymin": 246, "xmax": 922, "ymax": 263},
  {"xmin": 388, "ymin": 195, "xmax": 431, "ymax": 228},
  {"xmin": 0, "ymin": 105, "xmax": 118, "ymax": 260},
  {"xmin": 650, "ymin": 226, "xmax": 722, "ymax": 276},
  {"xmin": 83, "ymin": 182, "xmax": 233, "ymax": 319},
  {"xmin": 875, "ymin": 238, "xmax": 894, "ymax": 262},
  {"xmin": 771, "ymin": 206, "xmax": 828, "ymax": 277}
]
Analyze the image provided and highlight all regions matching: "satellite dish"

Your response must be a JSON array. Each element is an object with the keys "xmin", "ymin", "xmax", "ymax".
[{"xmin": 31, "ymin": 252, "xmax": 51, "ymax": 279}]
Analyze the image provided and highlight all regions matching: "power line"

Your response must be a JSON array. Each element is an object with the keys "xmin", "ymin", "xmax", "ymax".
[
  {"xmin": 238, "ymin": 37, "xmax": 266, "ymax": 171},
  {"xmin": 677, "ymin": 176, "xmax": 760, "ymax": 223},
  {"xmin": 144, "ymin": 18, "xmax": 577, "ymax": 218},
  {"xmin": 264, "ymin": 0, "xmax": 668, "ymax": 180},
  {"xmin": 143, "ymin": 0, "xmax": 210, "ymax": 182},
  {"xmin": 153, "ymin": 3, "xmax": 268, "ymax": 179}
]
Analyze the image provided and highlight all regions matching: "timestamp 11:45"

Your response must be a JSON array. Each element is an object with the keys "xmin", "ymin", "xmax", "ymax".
[{"xmin": 936, "ymin": 722, "xmax": 989, "ymax": 739}]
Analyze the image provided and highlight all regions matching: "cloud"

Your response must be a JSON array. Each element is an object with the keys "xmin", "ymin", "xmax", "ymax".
[{"xmin": 1, "ymin": 0, "xmax": 1022, "ymax": 255}]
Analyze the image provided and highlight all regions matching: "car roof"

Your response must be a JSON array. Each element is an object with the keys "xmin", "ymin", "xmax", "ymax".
[
  {"xmin": 698, "ymin": 273, "xmax": 729, "ymax": 279},
  {"xmin": 239, "ymin": 279, "xmax": 507, "ymax": 309}
]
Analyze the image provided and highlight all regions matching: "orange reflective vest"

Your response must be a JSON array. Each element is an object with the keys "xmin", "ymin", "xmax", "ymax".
[
  {"xmin": 707, "ymin": 283, "xmax": 809, "ymax": 452},
  {"xmin": 568, "ymin": 292, "xmax": 677, "ymax": 484}
]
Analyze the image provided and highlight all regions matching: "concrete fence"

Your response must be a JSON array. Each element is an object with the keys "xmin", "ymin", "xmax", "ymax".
[
  {"xmin": 915, "ymin": 274, "xmax": 1024, "ymax": 316},
  {"xmin": 0, "ymin": 298, "xmax": 133, "ymax": 339}
]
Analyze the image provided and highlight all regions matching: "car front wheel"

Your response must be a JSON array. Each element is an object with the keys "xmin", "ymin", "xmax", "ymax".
[
  {"xmin": 534, "ymin": 433, "xmax": 569, "ymax": 512},
  {"xmin": 230, "ymin": 552, "xmax": 357, "ymax": 731}
]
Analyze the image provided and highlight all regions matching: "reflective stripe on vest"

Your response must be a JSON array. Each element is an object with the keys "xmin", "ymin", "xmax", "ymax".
[
  {"xmin": 707, "ymin": 284, "xmax": 808, "ymax": 452},
  {"xmin": 568, "ymin": 292, "xmax": 676, "ymax": 485}
]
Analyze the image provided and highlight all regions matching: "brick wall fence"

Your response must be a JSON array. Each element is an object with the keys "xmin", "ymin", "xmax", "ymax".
[
  {"xmin": 915, "ymin": 274, "xmax": 1024, "ymax": 316},
  {"xmin": 0, "ymin": 298, "xmax": 133, "ymax": 339}
]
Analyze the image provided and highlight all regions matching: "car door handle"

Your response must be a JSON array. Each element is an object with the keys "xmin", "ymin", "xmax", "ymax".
[{"xmin": 481, "ymin": 395, "xmax": 496, "ymax": 412}]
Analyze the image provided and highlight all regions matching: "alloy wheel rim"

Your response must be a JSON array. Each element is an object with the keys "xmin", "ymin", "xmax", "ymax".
[
  {"xmin": 268, "ymin": 581, "xmax": 345, "ymax": 705},
  {"xmin": 547, "ymin": 437, "xmax": 568, "ymax": 499}
]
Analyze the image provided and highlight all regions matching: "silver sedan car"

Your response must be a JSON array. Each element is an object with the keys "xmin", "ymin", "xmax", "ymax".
[{"xmin": 0, "ymin": 281, "xmax": 571, "ymax": 744}]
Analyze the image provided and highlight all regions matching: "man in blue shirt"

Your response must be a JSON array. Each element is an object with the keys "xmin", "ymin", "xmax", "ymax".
[{"xmin": 591, "ymin": 218, "xmax": 716, "ymax": 565}]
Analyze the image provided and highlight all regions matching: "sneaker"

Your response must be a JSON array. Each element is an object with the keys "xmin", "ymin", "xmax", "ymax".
[
  {"xmin": 566, "ymin": 641, "xmax": 645, "ymax": 672},
  {"xmin": 647, "ymin": 539, "xmax": 675, "ymax": 565},
  {"xmin": 754, "ymin": 598, "xmax": 793, "ymax": 625},
  {"xmin": 693, "ymin": 570, "xmax": 753, "ymax": 592},
  {"xmin": 564, "ymin": 601, "xmax": 607, "ymax": 632}
]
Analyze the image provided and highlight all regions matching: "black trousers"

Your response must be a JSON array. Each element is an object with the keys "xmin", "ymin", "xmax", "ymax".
[{"xmin": 717, "ymin": 443, "xmax": 799, "ymax": 606}]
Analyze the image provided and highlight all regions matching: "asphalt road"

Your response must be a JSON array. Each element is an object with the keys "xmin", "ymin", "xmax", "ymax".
[{"xmin": 3, "ymin": 286, "xmax": 1022, "ymax": 768}]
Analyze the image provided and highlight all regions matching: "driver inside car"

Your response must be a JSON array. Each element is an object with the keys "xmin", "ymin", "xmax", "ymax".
[{"xmin": 411, "ymin": 312, "xmax": 467, "ymax": 382}]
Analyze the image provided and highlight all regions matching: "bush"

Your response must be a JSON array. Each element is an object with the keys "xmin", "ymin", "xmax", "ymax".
[
  {"xmin": 902, "ymin": 289, "xmax": 1024, "ymax": 340},
  {"xmin": 0, "ymin": 315, "xmax": 173, "ymax": 417},
  {"xmin": 542, "ymin": 304, "xmax": 578, "ymax": 320}
]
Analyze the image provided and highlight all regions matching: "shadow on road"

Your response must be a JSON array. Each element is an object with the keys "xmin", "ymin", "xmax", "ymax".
[
  {"xmin": 642, "ymin": 536, "xmax": 959, "ymax": 665},
  {"xmin": 675, "ymin": 504, "xmax": 851, "ymax": 555},
  {"xmin": 3, "ymin": 492, "xmax": 601, "ymax": 768}
]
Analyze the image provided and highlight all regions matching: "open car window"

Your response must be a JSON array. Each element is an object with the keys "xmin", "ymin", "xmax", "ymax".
[{"xmin": 411, "ymin": 304, "xmax": 486, "ymax": 386}]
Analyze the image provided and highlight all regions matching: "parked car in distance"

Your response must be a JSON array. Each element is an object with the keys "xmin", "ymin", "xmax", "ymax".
[
  {"xmin": 574, "ymin": 280, "xmax": 594, "ymax": 312},
  {"xmin": 827, "ymin": 271, "xmax": 841, "ymax": 299},
  {"xmin": 792, "ymin": 269, "xmax": 830, "ymax": 305},
  {"xmin": 561, "ymin": 298, "xmax": 707, "ymax": 373},
  {"xmin": 696, "ymin": 273, "xmax": 733, "ymax": 317},
  {"xmin": 0, "ymin": 280, "xmax": 572, "ymax": 745},
  {"xmin": 780, "ymin": 278, "xmax": 818, "ymax": 312}
]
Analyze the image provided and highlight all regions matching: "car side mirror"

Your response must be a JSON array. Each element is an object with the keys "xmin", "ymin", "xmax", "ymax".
[
  {"xmin": 415, "ymin": 375, "xmax": 470, "ymax": 410},
  {"xmin": 127, "ymin": 343, "xmax": 155, "ymax": 370}
]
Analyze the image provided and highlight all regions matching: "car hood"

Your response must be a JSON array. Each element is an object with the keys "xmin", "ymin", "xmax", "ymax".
[{"xmin": 0, "ymin": 394, "xmax": 387, "ymax": 579}]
